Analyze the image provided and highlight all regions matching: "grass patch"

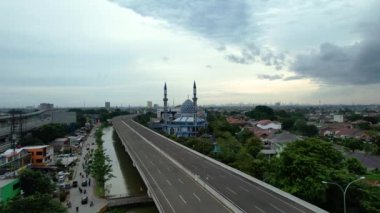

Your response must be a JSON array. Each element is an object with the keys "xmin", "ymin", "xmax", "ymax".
[
  {"xmin": 95, "ymin": 184, "xmax": 105, "ymax": 197},
  {"xmin": 366, "ymin": 173, "xmax": 380, "ymax": 181}
]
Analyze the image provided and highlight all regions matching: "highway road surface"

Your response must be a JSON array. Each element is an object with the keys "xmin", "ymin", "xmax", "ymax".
[
  {"xmin": 113, "ymin": 117, "xmax": 231, "ymax": 213},
  {"xmin": 113, "ymin": 116, "xmax": 326, "ymax": 213}
]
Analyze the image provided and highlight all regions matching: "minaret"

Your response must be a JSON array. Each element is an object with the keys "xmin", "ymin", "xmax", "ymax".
[
  {"xmin": 192, "ymin": 81, "xmax": 198, "ymax": 135},
  {"xmin": 163, "ymin": 83, "xmax": 168, "ymax": 126}
]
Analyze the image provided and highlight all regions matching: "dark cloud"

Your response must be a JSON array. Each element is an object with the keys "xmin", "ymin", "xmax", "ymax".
[
  {"xmin": 226, "ymin": 45, "xmax": 286, "ymax": 69},
  {"xmin": 291, "ymin": 1, "xmax": 380, "ymax": 85},
  {"xmin": 112, "ymin": 0, "xmax": 255, "ymax": 44},
  {"xmin": 284, "ymin": 75, "xmax": 305, "ymax": 81},
  {"xmin": 257, "ymin": 74, "xmax": 284, "ymax": 80},
  {"xmin": 112, "ymin": 0, "xmax": 287, "ymax": 69},
  {"xmin": 291, "ymin": 40, "xmax": 380, "ymax": 85}
]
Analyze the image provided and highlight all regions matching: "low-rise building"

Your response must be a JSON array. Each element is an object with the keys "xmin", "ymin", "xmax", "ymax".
[
  {"xmin": 0, "ymin": 178, "xmax": 20, "ymax": 204},
  {"xmin": 267, "ymin": 132, "xmax": 302, "ymax": 155},
  {"xmin": 0, "ymin": 149, "xmax": 31, "ymax": 178},
  {"xmin": 22, "ymin": 145, "xmax": 54, "ymax": 168}
]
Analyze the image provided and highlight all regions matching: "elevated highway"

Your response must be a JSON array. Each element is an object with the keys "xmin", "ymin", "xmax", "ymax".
[{"xmin": 113, "ymin": 116, "xmax": 327, "ymax": 213}]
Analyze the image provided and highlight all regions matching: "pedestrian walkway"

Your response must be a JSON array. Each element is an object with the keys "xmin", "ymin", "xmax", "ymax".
[{"xmin": 67, "ymin": 126, "xmax": 107, "ymax": 213}]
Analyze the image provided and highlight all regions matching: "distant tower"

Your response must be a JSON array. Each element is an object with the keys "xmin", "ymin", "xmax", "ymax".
[
  {"xmin": 163, "ymin": 83, "xmax": 168, "ymax": 125},
  {"xmin": 192, "ymin": 81, "xmax": 198, "ymax": 135}
]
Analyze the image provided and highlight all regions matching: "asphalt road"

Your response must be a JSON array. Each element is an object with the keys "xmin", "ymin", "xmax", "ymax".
[
  {"xmin": 113, "ymin": 118, "xmax": 231, "ymax": 213},
  {"xmin": 114, "ymin": 116, "xmax": 325, "ymax": 213},
  {"xmin": 68, "ymin": 126, "xmax": 107, "ymax": 213}
]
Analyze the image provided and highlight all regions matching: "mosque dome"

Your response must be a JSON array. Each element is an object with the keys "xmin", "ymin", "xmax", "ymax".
[{"xmin": 180, "ymin": 99, "xmax": 195, "ymax": 114}]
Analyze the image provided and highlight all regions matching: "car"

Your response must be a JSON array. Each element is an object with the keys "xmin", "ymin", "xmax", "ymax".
[
  {"xmin": 81, "ymin": 180, "xmax": 87, "ymax": 187},
  {"xmin": 81, "ymin": 196, "xmax": 88, "ymax": 204},
  {"xmin": 72, "ymin": 180, "xmax": 78, "ymax": 187},
  {"xmin": 59, "ymin": 183, "xmax": 71, "ymax": 189}
]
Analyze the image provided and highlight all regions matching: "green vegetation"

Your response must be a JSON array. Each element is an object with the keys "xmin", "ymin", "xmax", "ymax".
[
  {"xmin": 19, "ymin": 168, "xmax": 55, "ymax": 196},
  {"xmin": 89, "ymin": 126, "xmax": 114, "ymax": 197},
  {"xmin": 264, "ymin": 138, "xmax": 380, "ymax": 212},
  {"xmin": 135, "ymin": 107, "xmax": 380, "ymax": 212},
  {"xmin": 69, "ymin": 108, "xmax": 130, "ymax": 124},
  {"xmin": 134, "ymin": 112, "xmax": 156, "ymax": 126},
  {"xmin": 0, "ymin": 169, "xmax": 66, "ymax": 213},
  {"xmin": 245, "ymin": 105, "xmax": 275, "ymax": 120},
  {"xmin": 0, "ymin": 193, "xmax": 66, "ymax": 213},
  {"xmin": 19, "ymin": 123, "xmax": 70, "ymax": 146}
]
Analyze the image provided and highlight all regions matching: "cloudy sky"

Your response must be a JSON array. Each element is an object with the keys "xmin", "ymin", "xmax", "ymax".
[{"xmin": 1, "ymin": 0, "xmax": 379, "ymax": 107}]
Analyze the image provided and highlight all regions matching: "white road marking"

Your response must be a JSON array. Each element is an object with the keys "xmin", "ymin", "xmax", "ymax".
[
  {"xmin": 166, "ymin": 179, "xmax": 172, "ymax": 186},
  {"xmin": 255, "ymin": 206, "xmax": 266, "ymax": 213},
  {"xmin": 238, "ymin": 185, "xmax": 250, "ymax": 192},
  {"xmin": 157, "ymin": 169, "xmax": 162, "ymax": 174},
  {"xmin": 225, "ymin": 187, "xmax": 237, "ymax": 195},
  {"xmin": 193, "ymin": 193, "xmax": 201, "ymax": 202},
  {"xmin": 119, "ymin": 122, "xmax": 176, "ymax": 213},
  {"xmin": 179, "ymin": 194, "xmax": 187, "ymax": 204},
  {"xmin": 204, "ymin": 159, "xmax": 306, "ymax": 212},
  {"xmin": 149, "ymin": 160, "xmax": 155, "ymax": 166},
  {"xmin": 270, "ymin": 203, "xmax": 285, "ymax": 213},
  {"xmin": 177, "ymin": 178, "xmax": 184, "ymax": 184}
]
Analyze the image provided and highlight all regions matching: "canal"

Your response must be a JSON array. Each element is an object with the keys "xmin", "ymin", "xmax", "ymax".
[{"xmin": 102, "ymin": 126, "xmax": 158, "ymax": 213}]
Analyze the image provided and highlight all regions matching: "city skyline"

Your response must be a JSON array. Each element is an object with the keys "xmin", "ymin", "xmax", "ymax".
[{"xmin": 1, "ymin": 0, "xmax": 380, "ymax": 107}]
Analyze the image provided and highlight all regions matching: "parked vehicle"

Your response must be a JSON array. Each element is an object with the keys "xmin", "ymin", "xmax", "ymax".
[
  {"xmin": 81, "ymin": 180, "xmax": 87, "ymax": 187},
  {"xmin": 81, "ymin": 196, "xmax": 88, "ymax": 204}
]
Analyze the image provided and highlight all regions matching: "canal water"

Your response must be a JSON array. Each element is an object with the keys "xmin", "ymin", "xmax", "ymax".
[{"xmin": 102, "ymin": 126, "xmax": 158, "ymax": 213}]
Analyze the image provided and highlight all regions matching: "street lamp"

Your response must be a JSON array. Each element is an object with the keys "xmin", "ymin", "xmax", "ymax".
[{"xmin": 322, "ymin": 176, "xmax": 365, "ymax": 213}]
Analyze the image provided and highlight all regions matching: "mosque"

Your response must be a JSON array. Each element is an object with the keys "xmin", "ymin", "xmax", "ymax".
[{"xmin": 158, "ymin": 81, "xmax": 207, "ymax": 137}]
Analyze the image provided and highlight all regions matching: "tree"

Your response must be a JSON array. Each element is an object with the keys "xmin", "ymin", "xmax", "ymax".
[
  {"xmin": 217, "ymin": 134, "xmax": 241, "ymax": 164},
  {"xmin": 89, "ymin": 147, "xmax": 114, "ymax": 189},
  {"xmin": 264, "ymin": 138, "xmax": 347, "ymax": 204},
  {"xmin": 19, "ymin": 169, "xmax": 55, "ymax": 196},
  {"xmin": 293, "ymin": 119, "xmax": 318, "ymax": 136},
  {"xmin": 245, "ymin": 105, "xmax": 275, "ymax": 120},
  {"xmin": 345, "ymin": 157, "xmax": 366, "ymax": 175},
  {"xmin": 244, "ymin": 137, "xmax": 262, "ymax": 158},
  {"xmin": 19, "ymin": 134, "xmax": 43, "ymax": 146},
  {"xmin": 185, "ymin": 137, "xmax": 213, "ymax": 155},
  {"xmin": 344, "ymin": 138, "xmax": 363, "ymax": 152},
  {"xmin": 1, "ymin": 193, "xmax": 66, "ymax": 213},
  {"xmin": 31, "ymin": 123, "xmax": 69, "ymax": 143}
]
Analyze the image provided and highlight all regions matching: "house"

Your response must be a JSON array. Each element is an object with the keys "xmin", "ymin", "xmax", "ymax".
[
  {"xmin": 226, "ymin": 116, "xmax": 246, "ymax": 126},
  {"xmin": 51, "ymin": 138, "xmax": 69, "ymax": 153},
  {"xmin": 22, "ymin": 145, "xmax": 54, "ymax": 168},
  {"xmin": 267, "ymin": 132, "xmax": 302, "ymax": 155},
  {"xmin": 256, "ymin": 120, "xmax": 282, "ymax": 130},
  {"xmin": 335, "ymin": 128, "xmax": 371, "ymax": 141},
  {"xmin": 320, "ymin": 122, "xmax": 371, "ymax": 141},
  {"xmin": 246, "ymin": 126, "xmax": 276, "ymax": 139}
]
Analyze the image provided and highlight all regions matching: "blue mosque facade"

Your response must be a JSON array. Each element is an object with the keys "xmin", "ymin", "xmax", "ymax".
[{"xmin": 161, "ymin": 82, "xmax": 207, "ymax": 137}]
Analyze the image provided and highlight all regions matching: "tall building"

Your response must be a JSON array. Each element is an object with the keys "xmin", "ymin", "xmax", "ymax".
[
  {"xmin": 38, "ymin": 103, "xmax": 54, "ymax": 111},
  {"xmin": 105, "ymin": 101, "xmax": 111, "ymax": 110},
  {"xmin": 147, "ymin": 101, "xmax": 153, "ymax": 109}
]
